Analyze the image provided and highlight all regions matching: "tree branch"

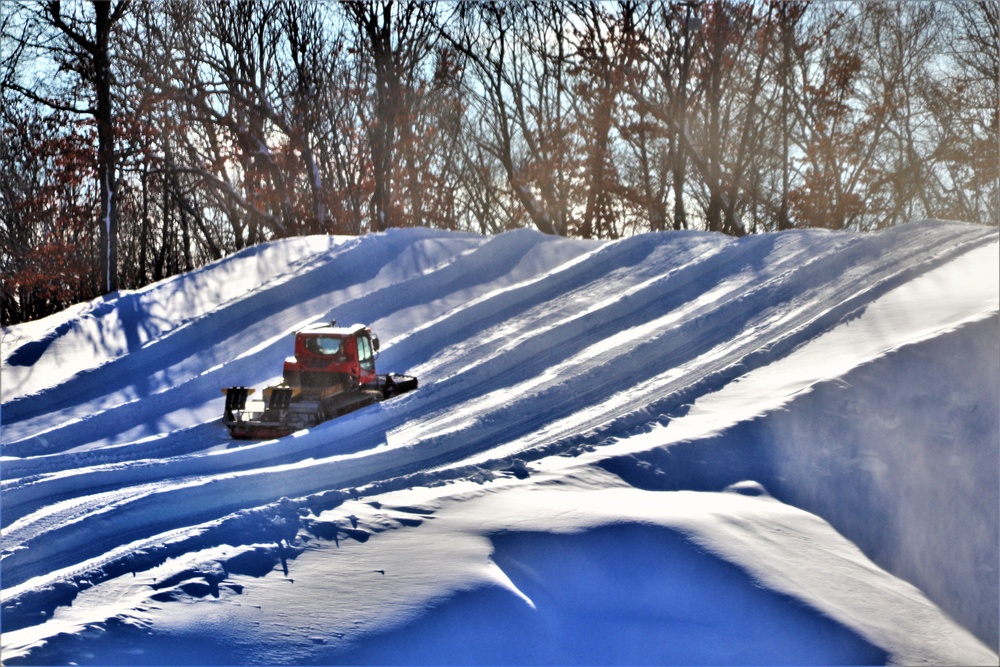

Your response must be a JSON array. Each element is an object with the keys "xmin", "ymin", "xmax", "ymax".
[{"xmin": 2, "ymin": 78, "xmax": 95, "ymax": 115}]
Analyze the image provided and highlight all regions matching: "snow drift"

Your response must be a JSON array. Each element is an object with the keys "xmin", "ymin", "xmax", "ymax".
[{"xmin": 1, "ymin": 221, "xmax": 997, "ymax": 665}]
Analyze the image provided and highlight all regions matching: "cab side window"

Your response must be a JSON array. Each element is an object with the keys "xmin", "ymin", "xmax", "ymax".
[{"xmin": 358, "ymin": 335, "xmax": 374, "ymax": 371}]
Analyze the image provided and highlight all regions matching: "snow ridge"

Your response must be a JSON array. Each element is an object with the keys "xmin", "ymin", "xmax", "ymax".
[{"xmin": 2, "ymin": 221, "xmax": 997, "ymax": 665}]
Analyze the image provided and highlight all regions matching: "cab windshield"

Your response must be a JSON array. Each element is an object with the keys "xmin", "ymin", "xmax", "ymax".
[{"xmin": 305, "ymin": 336, "xmax": 343, "ymax": 356}]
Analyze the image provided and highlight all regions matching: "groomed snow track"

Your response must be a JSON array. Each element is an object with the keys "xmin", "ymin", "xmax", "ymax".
[{"xmin": 2, "ymin": 222, "xmax": 998, "ymax": 658}]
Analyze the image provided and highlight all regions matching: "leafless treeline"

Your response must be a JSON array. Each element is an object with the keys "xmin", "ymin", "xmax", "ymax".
[{"xmin": 1, "ymin": 0, "xmax": 997, "ymax": 324}]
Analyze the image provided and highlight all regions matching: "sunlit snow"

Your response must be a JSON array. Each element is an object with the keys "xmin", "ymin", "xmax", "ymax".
[{"xmin": 2, "ymin": 221, "xmax": 997, "ymax": 666}]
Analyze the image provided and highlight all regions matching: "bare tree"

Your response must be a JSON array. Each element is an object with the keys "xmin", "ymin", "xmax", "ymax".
[
  {"xmin": 278, "ymin": 2, "xmax": 333, "ymax": 234},
  {"xmin": 446, "ymin": 1, "xmax": 577, "ymax": 236},
  {"xmin": 932, "ymin": 0, "xmax": 1000, "ymax": 225},
  {"xmin": 341, "ymin": 0, "xmax": 439, "ymax": 231},
  {"xmin": 4, "ymin": 0, "xmax": 130, "ymax": 294},
  {"xmin": 568, "ymin": 0, "xmax": 643, "ymax": 239}
]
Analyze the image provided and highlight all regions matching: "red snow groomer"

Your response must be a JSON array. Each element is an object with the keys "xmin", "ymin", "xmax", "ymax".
[{"xmin": 223, "ymin": 321, "xmax": 417, "ymax": 439}]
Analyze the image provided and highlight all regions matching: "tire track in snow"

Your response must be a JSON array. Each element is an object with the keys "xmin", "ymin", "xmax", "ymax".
[
  {"xmin": 1, "ymin": 233, "xmax": 512, "ymax": 454},
  {"xmin": 386, "ymin": 224, "xmax": 974, "ymax": 456},
  {"xmin": 4, "ymin": 234, "xmax": 752, "ymax": 581},
  {"xmin": 1, "ymin": 236, "xmax": 348, "ymax": 403},
  {"xmin": 1, "ymin": 232, "xmax": 727, "ymax": 520},
  {"xmin": 2, "ymin": 237, "xmax": 363, "ymax": 426},
  {"xmin": 0, "ymin": 233, "xmax": 595, "ymax": 525},
  {"xmin": 1, "ymin": 235, "xmax": 652, "ymax": 526},
  {"xmin": 1, "ymin": 223, "xmax": 994, "ymax": 607},
  {"xmin": 3, "ymin": 225, "xmax": 993, "ymax": 592}
]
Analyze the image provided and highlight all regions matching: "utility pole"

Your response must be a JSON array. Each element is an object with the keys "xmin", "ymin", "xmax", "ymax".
[
  {"xmin": 673, "ymin": 1, "xmax": 701, "ymax": 230},
  {"xmin": 779, "ymin": 0, "xmax": 793, "ymax": 231}
]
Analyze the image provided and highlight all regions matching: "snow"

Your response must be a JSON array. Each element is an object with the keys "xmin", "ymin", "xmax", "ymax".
[{"xmin": 1, "ymin": 220, "xmax": 997, "ymax": 666}]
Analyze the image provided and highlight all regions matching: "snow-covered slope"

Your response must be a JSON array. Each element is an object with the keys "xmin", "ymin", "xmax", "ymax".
[{"xmin": 2, "ymin": 221, "xmax": 997, "ymax": 665}]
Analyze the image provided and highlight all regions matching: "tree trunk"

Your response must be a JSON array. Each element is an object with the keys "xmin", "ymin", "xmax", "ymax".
[
  {"xmin": 92, "ymin": 0, "xmax": 118, "ymax": 293},
  {"xmin": 45, "ymin": 0, "xmax": 126, "ymax": 293}
]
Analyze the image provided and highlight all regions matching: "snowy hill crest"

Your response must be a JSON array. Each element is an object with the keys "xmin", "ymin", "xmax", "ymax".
[{"xmin": 2, "ymin": 221, "xmax": 998, "ymax": 665}]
